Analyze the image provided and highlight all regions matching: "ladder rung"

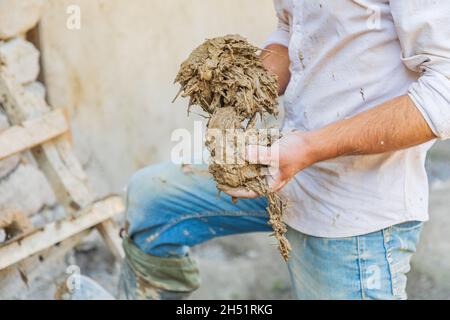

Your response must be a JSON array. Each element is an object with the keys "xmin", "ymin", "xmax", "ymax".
[
  {"xmin": 0, "ymin": 109, "xmax": 69, "ymax": 161},
  {"xmin": 0, "ymin": 196, "xmax": 124, "ymax": 270}
]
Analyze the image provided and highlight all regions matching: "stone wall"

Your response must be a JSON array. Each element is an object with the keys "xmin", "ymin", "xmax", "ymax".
[{"xmin": 0, "ymin": 0, "xmax": 58, "ymax": 244}]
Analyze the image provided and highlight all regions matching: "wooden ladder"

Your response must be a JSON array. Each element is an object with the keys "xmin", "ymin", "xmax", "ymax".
[{"xmin": 0, "ymin": 71, "xmax": 125, "ymax": 272}]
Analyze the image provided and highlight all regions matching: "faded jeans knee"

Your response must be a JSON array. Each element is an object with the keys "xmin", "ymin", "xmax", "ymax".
[{"xmin": 125, "ymin": 162, "xmax": 175, "ymax": 239}]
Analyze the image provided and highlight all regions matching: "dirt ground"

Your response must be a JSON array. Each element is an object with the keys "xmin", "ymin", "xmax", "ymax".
[{"xmin": 15, "ymin": 140, "xmax": 450, "ymax": 300}]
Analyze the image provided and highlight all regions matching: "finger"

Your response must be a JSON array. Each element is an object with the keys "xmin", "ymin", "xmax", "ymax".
[
  {"xmin": 225, "ymin": 188, "xmax": 259, "ymax": 199},
  {"xmin": 272, "ymin": 179, "xmax": 288, "ymax": 193},
  {"xmin": 218, "ymin": 185, "xmax": 259, "ymax": 199},
  {"xmin": 266, "ymin": 175, "xmax": 286, "ymax": 193},
  {"xmin": 246, "ymin": 145, "xmax": 274, "ymax": 166}
]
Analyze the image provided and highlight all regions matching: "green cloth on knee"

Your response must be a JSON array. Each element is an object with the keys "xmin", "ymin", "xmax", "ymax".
[{"xmin": 122, "ymin": 237, "xmax": 201, "ymax": 293}]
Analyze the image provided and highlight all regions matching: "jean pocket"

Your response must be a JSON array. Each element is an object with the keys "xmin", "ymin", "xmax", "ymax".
[
  {"xmin": 384, "ymin": 222, "xmax": 424, "ymax": 299},
  {"xmin": 391, "ymin": 221, "xmax": 423, "ymax": 232}
]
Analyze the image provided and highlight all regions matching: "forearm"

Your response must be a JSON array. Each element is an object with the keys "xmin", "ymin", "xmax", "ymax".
[
  {"xmin": 306, "ymin": 95, "xmax": 437, "ymax": 163},
  {"xmin": 261, "ymin": 44, "xmax": 291, "ymax": 95},
  {"xmin": 227, "ymin": 93, "xmax": 437, "ymax": 197}
]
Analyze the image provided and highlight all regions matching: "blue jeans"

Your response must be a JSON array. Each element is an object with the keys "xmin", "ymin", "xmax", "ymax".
[{"xmin": 126, "ymin": 162, "xmax": 423, "ymax": 300}]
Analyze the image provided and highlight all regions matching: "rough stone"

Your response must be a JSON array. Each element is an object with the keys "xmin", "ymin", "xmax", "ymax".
[
  {"xmin": 0, "ymin": 38, "xmax": 40, "ymax": 84},
  {"xmin": 25, "ymin": 81, "xmax": 46, "ymax": 101},
  {"xmin": 0, "ymin": 72, "xmax": 49, "ymax": 120},
  {"xmin": 0, "ymin": 228, "xmax": 6, "ymax": 243},
  {"xmin": 0, "ymin": 111, "xmax": 8, "ymax": 129},
  {"xmin": 0, "ymin": 163, "xmax": 56, "ymax": 216},
  {"xmin": 0, "ymin": 111, "xmax": 21, "ymax": 179},
  {"xmin": 0, "ymin": 155, "xmax": 21, "ymax": 180},
  {"xmin": 0, "ymin": 0, "xmax": 44, "ymax": 40}
]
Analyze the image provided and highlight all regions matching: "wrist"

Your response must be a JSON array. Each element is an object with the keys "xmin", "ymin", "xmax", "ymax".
[
  {"xmin": 302, "ymin": 129, "xmax": 337, "ymax": 166},
  {"xmin": 287, "ymin": 131, "xmax": 321, "ymax": 171}
]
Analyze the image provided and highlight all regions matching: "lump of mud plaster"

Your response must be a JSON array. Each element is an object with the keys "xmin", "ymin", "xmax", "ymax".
[{"xmin": 174, "ymin": 35, "xmax": 291, "ymax": 261}]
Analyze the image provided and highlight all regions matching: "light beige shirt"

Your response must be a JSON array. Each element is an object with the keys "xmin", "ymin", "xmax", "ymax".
[{"xmin": 266, "ymin": 0, "xmax": 450, "ymax": 237}]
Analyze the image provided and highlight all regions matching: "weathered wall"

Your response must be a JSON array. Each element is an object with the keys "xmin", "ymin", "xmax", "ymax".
[
  {"xmin": 0, "ymin": 0, "xmax": 44, "ymax": 39},
  {"xmin": 0, "ymin": 0, "xmax": 58, "ymax": 245},
  {"xmin": 39, "ymin": 0, "xmax": 277, "ymax": 195}
]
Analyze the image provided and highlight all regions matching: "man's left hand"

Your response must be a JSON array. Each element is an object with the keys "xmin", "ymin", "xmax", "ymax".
[{"xmin": 221, "ymin": 131, "xmax": 315, "ymax": 199}]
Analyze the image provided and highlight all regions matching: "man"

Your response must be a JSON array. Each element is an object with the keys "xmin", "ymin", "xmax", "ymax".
[{"xmin": 120, "ymin": 0, "xmax": 450, "ymax": 300}]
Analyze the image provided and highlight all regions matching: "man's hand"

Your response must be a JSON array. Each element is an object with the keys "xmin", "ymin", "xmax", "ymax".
[
  {"xmin": 222, "ymin": 131, "xmax": 315, "ymax": 199},
  {"xmin": 222, "ymin": 95, "xmax": 437, "ymax": 199}
]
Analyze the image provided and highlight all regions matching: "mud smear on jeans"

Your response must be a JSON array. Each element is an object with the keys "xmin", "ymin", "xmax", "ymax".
[{"xmin": 174, "ymin": 35, "xmax": 291, "ymax": 261}]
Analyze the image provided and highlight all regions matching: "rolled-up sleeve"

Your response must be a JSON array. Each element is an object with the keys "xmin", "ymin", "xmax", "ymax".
[
  {"xmin": 391, "ymin": 0, "xmax": 450, "ymax": 139},
  {"xmin": 264, "ymin": 0, "xmax": 291, "ymax": 48}
]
